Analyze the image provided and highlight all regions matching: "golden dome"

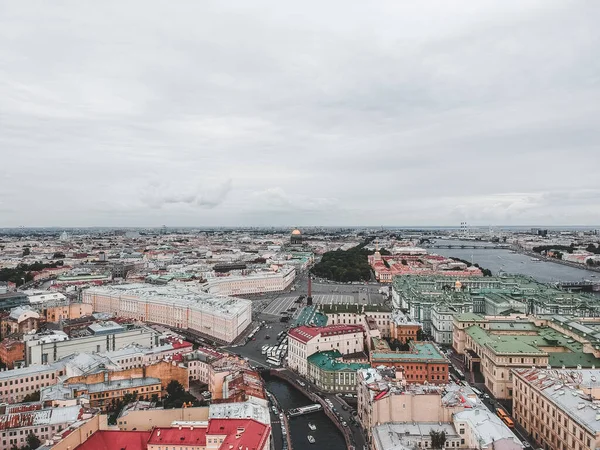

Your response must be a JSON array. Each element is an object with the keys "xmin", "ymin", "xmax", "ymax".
[{"xmin": 291, "ymin": 229, "xmax": 302, "ymax": 235}]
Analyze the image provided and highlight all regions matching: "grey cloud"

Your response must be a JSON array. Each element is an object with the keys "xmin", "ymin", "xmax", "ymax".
[
  {"xmin": 141, "ymin": 179, "xmax": 233, "ymax": 210},
  {"xmin": 0, "ymin": 1, "xmax": 599, "ymax": 226}
]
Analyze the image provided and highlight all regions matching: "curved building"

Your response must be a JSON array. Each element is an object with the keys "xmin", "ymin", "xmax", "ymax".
[{"xmin": 82, "ymin": 284, "xmax": 252, "ymax": 344}]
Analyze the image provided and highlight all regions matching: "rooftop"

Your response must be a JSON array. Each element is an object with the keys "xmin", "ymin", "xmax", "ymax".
[
  {"xmin": 371, "ymin": 341, "xmax": 448, "ymax": 363},
  {"xmin": 85, "ymin": 284, "xmax": 251, "ymax": 318},
  {"xmin": 287, "ymin": 324, "xmax": 364, "ymax": 344},
  {"xmin": 308, "ymin": 350, "xmax": 370, "ymax": 372},
  {"xmin": 148, "ymin": 426, "xmax": 207, "ymax": 446},
  {"xmin": 514, "ymin": 368, "xmax": 600, "ymax": 434},
  {"xmin": 74, "ymin": 430, "xmax": 151, "ymax": 450}
]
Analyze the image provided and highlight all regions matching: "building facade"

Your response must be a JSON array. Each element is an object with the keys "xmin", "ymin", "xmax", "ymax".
[
  {"xmin": 83, "ymin": 284, "xmax": 252, "ymax": 344},
  {"xmin": 513, "ymin": 368, "xmax": 600, "ymax": 450},
  {"xmin": 287, "ymin": 324, "xmax": 365, "ymax": 377},
  {"xmin": 25, "ymin": 325, "xmax": 159, "ymax": 366},
  {"xmin": 204, "ymin": 266, "xmax": 296, "ymax": 296}
]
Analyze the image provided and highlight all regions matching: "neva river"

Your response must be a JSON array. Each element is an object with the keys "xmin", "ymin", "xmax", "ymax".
[{"xmin": 431, "ymin": 240, "xmax": 598, "ymax": 283}]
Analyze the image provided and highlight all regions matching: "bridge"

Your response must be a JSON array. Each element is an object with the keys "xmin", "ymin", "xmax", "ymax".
[{"xmin": 424, "ymin": 244, "xmax": 505, "ymax": 250}]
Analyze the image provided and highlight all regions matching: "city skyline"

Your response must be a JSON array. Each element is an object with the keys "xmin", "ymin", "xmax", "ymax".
[{"xmin": 1, "ymin": 1, "xmax": 599, "ymax": 227}]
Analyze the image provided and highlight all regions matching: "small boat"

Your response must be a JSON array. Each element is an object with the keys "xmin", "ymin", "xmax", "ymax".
[
  {"xmin": 307, "ymin": 435, "xmax": 316, "ymax": 444},
  {"xmin": 530, "ymin": 257, "xmax": 540, "ymax": 262},
  {"xmin": 308, "ymin": 422, "xmax": 316, "ymax": 431}
]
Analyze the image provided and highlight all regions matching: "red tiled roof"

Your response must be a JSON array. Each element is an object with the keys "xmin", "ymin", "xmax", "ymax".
[
  {"xmin": 148, "ymin": 426, "xmax": 207, "ymax": 446},
  {"xmin": 288, "ymin": 324, "xmax": 364, "ymax": 343},
  {"xmin": 207, "ymin": 418, "xmax": 270, "ymax": 450},
  {"xmin": 75, "ymin": 430, "xmax": 151, "ymax": 450}
]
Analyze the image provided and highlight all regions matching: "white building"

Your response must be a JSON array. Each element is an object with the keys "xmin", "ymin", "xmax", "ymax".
[
  {"xmin": 24, "ymin": 290, "xmax": 67, "ymax": 306},
  {"xmin": 287, "ymin": 324, "xmax": 365, "ymax": 377},
  {"xmin": 430, "ymin": 305, "xmax": 456, "ymax": 345},
  {"xmin": 0, "ymin": 404, "xmax": 83, "ymax": 450},
  {"xmin": 24, "ymin": 325, "xmax": 159, "ymax": 366},
  {"xmin": 453, "ymin": 408, "xmax": 522, "ymax": 449},
  {"xmin": 204, "ymin": 266, "xmax": 295, "ymax": 296},
  {"xmin": 82, "ymin": 284, "xmax": 252, "ymax": 344}
]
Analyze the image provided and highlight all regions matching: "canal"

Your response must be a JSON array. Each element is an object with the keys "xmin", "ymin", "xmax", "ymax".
[
  {"xmin": 432, "ymin": 240, "xmax": 599, "ymax": 283},
  {"xmin": 263, "ymin": 373, "xmax": 346, "ymax": 450}
]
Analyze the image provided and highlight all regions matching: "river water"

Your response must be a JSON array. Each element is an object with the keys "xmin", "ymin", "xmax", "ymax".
[
  {"xmin": 431, "ymin": 239, "xmax": 598, "ymax": 283},
  {"xmin": 263, "ymin": 374, "xmax": 346, "ymax": 450}
]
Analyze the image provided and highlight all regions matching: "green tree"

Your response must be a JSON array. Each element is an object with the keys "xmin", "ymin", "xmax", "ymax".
[
  {"xmin": 26, "ymin": 433, "xmax": 41, "ymax": 450},
  {"xmin": 22, "ymin": 391, "xmax": 40, "ymax": 402},
  {"xmin": 167, "ymin": 380, "xmax": 185, "ymax": 398},
  {"xmin": 22, "ymin": 247, "xmax": 30, "ymax": 257},
  {"xmin": 430, "ymin": 430, "xmax": 447, "ymax": 449}
]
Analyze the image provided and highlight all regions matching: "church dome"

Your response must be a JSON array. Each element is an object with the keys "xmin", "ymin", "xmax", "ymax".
[{"xmin": 291, "ymin": 229, "xmax": 302, "ymax": 235}]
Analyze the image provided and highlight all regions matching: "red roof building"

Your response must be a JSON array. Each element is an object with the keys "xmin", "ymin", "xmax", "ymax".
[
  {"xmin": 287, "ymin": 324, "xmax": 364, "ymax": 344},
  {"xmin": 75, "ymin": 431, "xmax": 151, "ymax": 450},
  {"xmin": 207, "ymin": 418, "xmax": 270, "ymax": 450},
  {"xmin": 287, "ymin": 324, "xmax": 365, "ymax": 376},
  {"xmin": 148, "ymin": 426, "xmax": 207, "ymax": 448}
]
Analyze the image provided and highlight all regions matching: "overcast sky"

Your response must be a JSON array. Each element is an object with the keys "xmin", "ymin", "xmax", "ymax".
[{"xmin": 1, "ymin": 1, "xmax": 599, "ymax": 227}]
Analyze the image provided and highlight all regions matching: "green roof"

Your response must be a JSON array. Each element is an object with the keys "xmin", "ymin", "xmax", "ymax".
[
  {"xmin": 548, "ymin": 352, "xmax": 600, "ymax": 368},
  {"xmin": 455, "ymin": 312, "xmax": 485, "ymax": 322},
  {"xmin": 371, "ymin": 341, "xmax": 447, "ymax": 362},
  {"xmin": 308, "ymin": 350, "xmax": 370, "ymax": 372},
  {"xmin": 466, "ymin": 325, "xmax": 545, "ymax": 355},
  {"xmin": 293, "ymin": 306, "xmax": 328, "ymax": 327}
]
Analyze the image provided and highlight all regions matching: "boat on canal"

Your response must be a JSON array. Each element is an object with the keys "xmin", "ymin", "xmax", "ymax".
[
  {"xmin": 308, "ymin": 422, "xmax": 317, "ymax": 431},
  {"xmin": 288, "ymin": 404, "xmax": 322, "ymax": 417},
  {"xmin": 307, "ymin": 435, "xmax": 316, "ymax": 444}
]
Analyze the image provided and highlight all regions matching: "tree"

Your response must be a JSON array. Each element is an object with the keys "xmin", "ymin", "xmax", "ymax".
[
  {"xmin": 22, "ymin": 247, "xmax": 30, "ymax": 257},
  {"xmin": 26, "ymin": 433, "xmax": 41, "ymax": 450},
  {"xmin": 430, "ymin": 430, "xmax": 447, "ymax": 449},
  {"xmin": 401, "ymin": 259, "xmax": 408, "ymax": 266},
  {"xmin": 416, "ymin": 328, "xmax": 425, "ymax": 341},
  {"xmin": 167, "ymin": 380, "xmax": 186, "ymax": 398},
  {"xmin": 23, "ymin": 391, "xmax": 40, "ymax": 402}
]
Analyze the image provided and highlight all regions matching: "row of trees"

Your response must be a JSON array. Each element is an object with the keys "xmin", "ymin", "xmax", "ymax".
[
  {"xmin": 450, "ymin": 258, "xmax": 493, "ymax": 277},
  {"xmin": 0, "ymin": 261, "xmax": 64, "ymax": 286}
]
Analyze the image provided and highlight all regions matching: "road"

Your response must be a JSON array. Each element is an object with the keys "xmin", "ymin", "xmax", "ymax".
[{"xmin": 447, "ymin": 350, "xmax": 534, "ymax": 448}]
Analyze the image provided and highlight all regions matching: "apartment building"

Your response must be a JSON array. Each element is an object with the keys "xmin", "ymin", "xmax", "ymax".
[
  {"xmin": 306, "ymin": 350, "xmax": 369, "ymax": 393},
  {"xmin": 44, "ymin": 302, "xmax": 93, "ymax": 322},
  {"xmin": 83, "ymin": 284, "xmax": 252, "ymax": 344},
  {"xmin": 321, "ymin": 303, "xmax": 392, "ymax": 338},
  {"xmin": 287, "ymin": 324, "xmax": 365, "ymax": 377},
  {"xmin": 182, "ymin": 348, "xmax": 225, "ymax": 385},
  {"xmin": 513, "ymin": 368, "xmax": 600, "ymax": 450},
  {"xmin": 1, "ymin": 306, "xmax": 39, "ymax": 337},
  {"xmin": 370, "ymin": 339, "xmax": 449, "ymax": 384},
  {"xmin": 0, "ymin": 403, "xmax": 82, "ymax": 450},
  {"xmin": 389, "ymin": 309, "xmax": 422, "ymax": 343},
  {"xmin": 42, "ymin": 360, "xmax": 188, "ymax": 411},
  {"xmin": 24, "ymin": 323, "xmax": 159, "ymax": 366},
  {"xmin": 430, "ymin": 304, "xmax": 458, "ymax": 345},
  {"xmin": 356, "ymin": 367, "xmax": 466, "ymax": 440},
  {"xmin": 0, "ymin": 337, "xmax": 25, "ymax": 369},
  {"xmin": 452, "ymin": 314, "xmax": 600, "ymax": 399},
  {"xmin": 0, "ymin": 364, "xmax": 60, "ymax": 403}
]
